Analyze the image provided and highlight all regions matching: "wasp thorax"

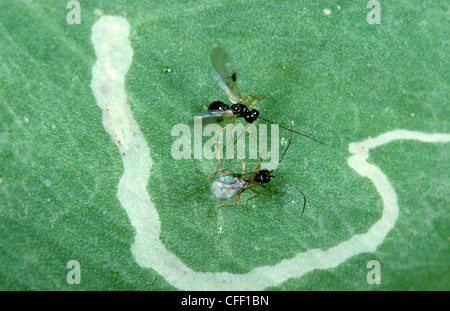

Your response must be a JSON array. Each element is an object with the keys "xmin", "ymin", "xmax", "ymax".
[
  {"xmin": 255, "ymin": 169, "xmax": 271, "ymax": 184},
  {"xmin": 230, "ymin": 104, "xmax": 249, "ymax": 117}
]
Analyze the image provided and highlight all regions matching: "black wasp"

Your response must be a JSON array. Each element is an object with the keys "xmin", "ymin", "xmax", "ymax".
[
  {"xmin": 201, "ymin": 46, "xmax": 324, "ymax": 145},
  {"xmin": 209, "ymin": 115, "xmax": 308, "ymax": 219}
]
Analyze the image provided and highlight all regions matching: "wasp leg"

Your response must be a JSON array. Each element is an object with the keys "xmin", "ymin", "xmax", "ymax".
[
  {"xmin": 260, "ymin": 184, "xmax": 285, "ymax": 194},
  {"xmin": 209, "ymin": 194, "xmax": 242, "ymax": 218},
  {"xmin": 215, "ymin": 117, "xmax": 234, "ymax": 161},
  {"xmin": 227, "ymin": 120, "xmax": 249, "ymax": 175},
  {"xmin": 245, "ymin": 188, "xmax": 261, "ymax": 211},
  {"xmin": 200, "ymin": 118, "xmax": 235, "ymax": 179},
  {"xmin": 233, "ymin": 123, "xmax": 251, "ymax": 157},
  {"xmin": 243, "ymin": 94, "xmax": 268, "ymax": 108},
  {"xmin": 253, "ymin": 162, "xmax": 261, "ymax": 173}
]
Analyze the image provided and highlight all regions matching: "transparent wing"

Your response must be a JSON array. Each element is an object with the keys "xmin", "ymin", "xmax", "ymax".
[
  {"xmin": 211, "ymin": 174, "xmax": 244, "ymax": 200},
  {"xmin": 200, "ymin": 110, "xmax": 235, "ymax": 124},
  {"xmin": 210, "ymin": 46, "xmax": 242, "ymax": 104}
]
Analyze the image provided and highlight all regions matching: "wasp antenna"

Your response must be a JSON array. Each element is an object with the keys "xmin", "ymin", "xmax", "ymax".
[
  {"xmin": 269, "ymin": 114, "xmax": 294, "ymax": 173},
  {"xmin": 258, "ymin": 116, "xmax": 324, "ymax": 145},
  {"xmin": 271, "ymin": 175, "xmax": 307, "ymax": 219}
]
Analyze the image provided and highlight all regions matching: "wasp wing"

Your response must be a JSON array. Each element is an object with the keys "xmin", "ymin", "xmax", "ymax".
[
  {"xmin": 199, "ymin": 110, "xmax": 235, "ymax": 124},
  {"xmin": 210, "ymin": 46, "xmax": 242, "ymax": 104}
]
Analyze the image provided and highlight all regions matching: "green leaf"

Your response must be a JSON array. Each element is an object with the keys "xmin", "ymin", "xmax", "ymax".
[{"xmin": 0, "ymin": 0, "xmax": 448, "ymax": 290}]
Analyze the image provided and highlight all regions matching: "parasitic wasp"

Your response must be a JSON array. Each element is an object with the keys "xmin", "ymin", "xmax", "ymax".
[
  {"xmin": 207, "ymin": 115, "xmax": 308, "ymax": 219},
  {"xmin": 201, "ymin": 46, "xmax": 324, "ymax": 145}
]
